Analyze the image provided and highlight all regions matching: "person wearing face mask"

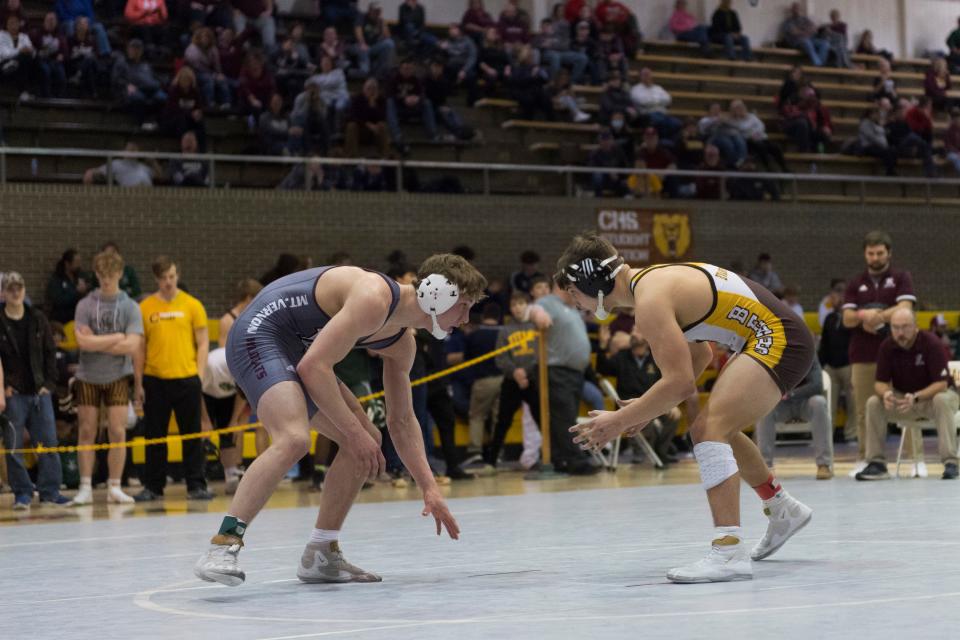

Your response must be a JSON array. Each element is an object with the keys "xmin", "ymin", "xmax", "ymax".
[
  {"xmin": 194, "ymin": 254, "xmax": 486, "ymax": 588},
  {"xmin": 607, "ymin": 109, "xmax": 634, "ymax": 164}
]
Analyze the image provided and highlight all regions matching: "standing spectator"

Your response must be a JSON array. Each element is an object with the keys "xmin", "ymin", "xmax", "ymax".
[
  {"xmin": 630, "ymin": 67, "xmax": 682, "ymax": 140},
  {"xmin": 439, "ymin": 23, "xmax": 478, "ymax": 103},
  {"xmin": 822, "ymin": 9, "xmax": 852, "ymax": 69},
  {"xmin": 508, "ymin": 45, "xmax": 554, "ymax": 120},
  {"xmin": 594, "ymin": 0, "xmax": 639, "ymax": 55},
  {"xmin": 0, "ymin": 14, "xmax": 37, "ymax": 100},
  {"xmin": 185, "ymin": 27, "xmax": 231, "ymax": 111},
  {"xmin": 351, "ymin": 2, "xmax": 395, "ymax": 79},
  {"xmin": 924, "ymin": 57, "xmax": 952, "ymax": 113},
  {"xmin": 755, "ymin": 358, "xmax": 833, "ymax": 479},
  {"xmin": 163, "ymin": 66, "xmax": 206, "ymax": 147},
  {"xmin": 306, "ymin": 54, "xmax": 350, "ymax": 133},
  {"xmin": 134, "ymin": 256, "xmax": 212, "ymax": 501},
  {"xmin": 497, "ymin": 1, "xmax": 529, "ymax": 57},
  {"xmin": 123, "ymin": 0, "xmax": 168, "ymax": 59},
  {"xmin": 461, "ymin": 0, "xmax": 495, "ymax": 46},
  {"xmin": 510, "ymin": 251, "xmax": 542, "ymax": 294},
  {"xmin": 66, "ymin": 16, "xmax": 104, "ymax": 98},
  {"xmin": 99, "ymin": 241, "xmax": 141, "ymax": 299},
  {"xmin": 944, "ymin": 108, "xmax": 960, "ymax": 174},
  {"xmin": 465, "ymin": 303, "xmax": 503, "ymax": 463},
  {"xmin": 842, "ymin": 230, "xmax": 915, "ymax": 473},
  {"xmin": 112, "ymin": 38, "xmax": 167, "ymax": 129},
  {"xmin": 947, "ymin": 17, "xmax": 960, "ymax": 73},
  {"xmin": 397, "ymin": 0, "xmax": 436, "ymax": 54},
  {"xmin": 729, "ymin": 99, "xmax": 789, "ymax": 173},
  {"xmin": 425, "ymin": 58, "xmax": 475, "ymax": 141},
  {"xmin": 238, "ymin": 51, "xmax": 276, "ymax": 119},
  {"xmin": 71, "ymin": 251, "xmax": 143, "ymax": 506},
  {"xmin": 598, "ymin": 71, "xmax": 636, "ymax": 125},
  {"xmin": 345, "ymin": 76, "xmax": 389, "ymax": 157},
  {"xmin": 386, "ymin": 57, "xmax": 438, "ymax": 150},
  {"xmin": 528, "ymin": 281, "xmax": 598, "ymax": 475},
  {"xmin": 167, "ymin": 131, "xmax": 210, "ymax": 187},
  {"xmin": 589, "ymin": 129, "xmax": 628, "ymax": 197},
  {"xmin": 872, "ymin": 57, "xmax": 897, "ymax": 103},
  {"xmin": 709, "ymin": 0, "xmax": 751, "ymax": 61},
  {"xmin": 82, "ymin": 141, "xmax": 157, "ymax": 187},
  {"xmin": 747, "ymin": 253, "xmax": 785, "ymax": 297},
  {"xmin": 232, "ymin": 0, "xmax": 275, "ymax": 52},
  {"xmin": 31, "ymin": 12, "xmax": 67, "ymax": 98},
  {"xmin": 857, "ymin": 29, "xmax": 893, "ymax": 61},
  {"xmin": 820, "ymin": 291, "xmax": 856, "ymax": 441},
  {"xmin": 856, "ymin": 107, "xmax": 897, "ymax": 176},
  {"xmin": 778, "ymin": 2, "xmax": 830, "ymax": 67},
  {"xmin": 670, "ymin": 0, "xmax": 711, "ymax": 57},
  {"xmin": 886, "ymin": 103, "xmax": 935, "ymax": 178},
  {"xmin": 258, "ymin": 92, "xmax": 301, "ymax": 156},
  {"xmin": 0, "ymin": 272, "xmax": 72, "ymax": 509},
  {"xmin": 54, "ymin": 0, "xmax": 111, "ymax": 55},
  {"xmin": 857, "ymin": 309, "xmax": 959, "ymax": 481},
  {"xmin": 46, "ymin": 249, "xmax": 90, "ymax": 324}
]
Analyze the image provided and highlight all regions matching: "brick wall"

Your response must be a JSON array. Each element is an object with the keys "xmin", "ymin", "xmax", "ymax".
[{"xmin": 1, "ymin": 184, "xmax": 955, "ymax": 313}]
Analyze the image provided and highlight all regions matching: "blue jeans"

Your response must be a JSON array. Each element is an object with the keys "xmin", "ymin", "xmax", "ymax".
[
  {"xmin": 38, "ymin": 59, "xmax": 66, "ymax": 98},
  {"xmin": 582, "ymin": 380, "xmax": 605, "ymax": 412},
  {"xmin": 386, "ymin": 96, "xmax": 438, "ymax": 142},
  {"xmin": 196, "ymin": 71, "xmax": 231, "ymax": 106},
  {"xmin": 541, "ymin": 49, "xmax": 589, "ymax": 84},
  {"xmin": 400, "ymin": 24, "xmax": 438, "ymax": 53},
  {"xmin": 715, "ymin": 32, "xmax": 751, "ymax": 60},
  {"xmin": 797, "ymin": 37, "xmax": 831, "ymax": 67},
  {"xmin": 234, "ymin": 12, "xmax": 276, "ymax": 51},
  {"xmin": 709, "ymin": 133, "xmax": 747, "ymax": 166},
  {"xmin": 355, "ymin": 38, "xmax": 396, "ymax": 76},
  {"xmin": 4, "ymin": 393, "xmax": 62, "ymax": 501},
  {"xmin": 63, "ymin": 18, "xmax": 111, "ymax": 55},
  {"xmin": 647, "ymin": 111, "xmax": 683, "ymax": 140},
  {"xmin": 676, "ymin": 26, "xmax": 711, "ymax": 53}
]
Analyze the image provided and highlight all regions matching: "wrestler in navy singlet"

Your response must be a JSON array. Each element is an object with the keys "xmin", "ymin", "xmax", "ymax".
[{"xmin": 226, "ymin": 266, "xmax": 406, "ymax": 415}]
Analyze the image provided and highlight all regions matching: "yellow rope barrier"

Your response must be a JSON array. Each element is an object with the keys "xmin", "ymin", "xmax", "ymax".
[{"xmin": 0, "ymin": 330, "xmax": 538, "ymax": 455}]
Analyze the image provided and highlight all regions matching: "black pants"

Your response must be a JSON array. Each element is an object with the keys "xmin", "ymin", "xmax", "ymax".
[
  {"xmin": 143, "ymin": 375, "xmax": 206, "ymax": 493},
  {"xmin": 548, "ymin": 366, "xmax": 589, "ymax": 466},
  {"xmin": 487, "ymin": 375, "xmax": 540, "ymax": 466},
  {"xmin": 747, "ymin": 139, "xmax": 789, "ymax": 173},
  {"xmin": 861, "ymin": 144, "xmax": 898, "ymax": 176},
  {"xmin": 426, "ymin": 385, "xmax": 461, "ymax": 471}
]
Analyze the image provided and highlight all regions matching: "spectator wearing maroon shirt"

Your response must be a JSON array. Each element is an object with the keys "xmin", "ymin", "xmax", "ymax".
[
  {"xmin": 905, "ymin": 97, "xmax": 934, "ymax": 144},
  {"xmin": 856, "ymin": 308, "xmax": 958, "ymax": 480},
  {"xmin": 385, "ymin": 57, "xmax": 438, "ymax": 151},
  {"xmin": 695, "ymin": 143, "xmax": 724, "ymax": 199},
  {"xmin": 344, "ymin": 76, "xmax": 389, "ymax": 158},
  {"xmin": 842, "ymin": 230, "xmax": 916, "ymax": 470},
  {"xmin": 163, "ymin": 66, "xmax": 207, "ymax": 149},
  {"xmin": 594, "ymin": 0, "xmax": 640, "ymax": 55},
  {"xmin": 633, "ymin": 126, "xmax": 679, "ymax": 197},
  {"xmin": 461, "ymin": 0, "xmax": 495, "ymax": 46},
  {"xmin": 238, "ymin": 51, "xmax": 276, "ymax": 118},
  {"xmin": 496, "ymin": 2, "xmax": 529, "ymax": 57}
]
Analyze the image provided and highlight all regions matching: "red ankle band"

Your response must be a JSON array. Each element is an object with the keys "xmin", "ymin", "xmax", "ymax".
[{"xmin": 752, "ymin": 474, "xmax": 781, "ymax": 500}]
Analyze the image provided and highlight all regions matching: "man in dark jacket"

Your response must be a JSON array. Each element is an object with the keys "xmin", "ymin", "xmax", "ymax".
[
  {"xmin": 709, "ymin": 0, "xmax": 752, "ymax": 60},
  {"xmin": 819, "ymin": 300, "xmax": 855, "ymax": 441},
  {"xmin": 0, "ymin": 272, "xmax": 72, "ymax": 509}
]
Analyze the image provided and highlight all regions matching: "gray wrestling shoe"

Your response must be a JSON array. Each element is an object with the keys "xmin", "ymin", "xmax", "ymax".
[
  {"xmin": 297, "ymin": 540, "xmax": 382, "ymax": 583},
  {"xmin": 194, "ymin": 534, "xmax": 246, "ymax": 586},
  {"xmin": 751, "ymin": 492, "xmax": 813, "ymax": 561}
]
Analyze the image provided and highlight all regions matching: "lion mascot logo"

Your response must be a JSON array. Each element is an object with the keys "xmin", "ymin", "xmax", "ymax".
[{"xmin": 653, "ymin": 214, "xmax": 691, "ymax": 259}]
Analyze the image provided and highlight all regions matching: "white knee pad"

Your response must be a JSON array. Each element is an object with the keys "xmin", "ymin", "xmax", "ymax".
[{"xmin": 693, "ymin": 441, "xmax": 739, "ymax": 491}]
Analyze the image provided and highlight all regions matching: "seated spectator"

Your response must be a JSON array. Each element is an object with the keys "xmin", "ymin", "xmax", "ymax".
[
  {"xmin": 319, "ymin": 0, "xmax": 356, "ymax": 33},
  {"xmin": 345, "ymin": 77, "xmax": 390, "ymax": 157},
  {"xmin": 697, "ymin": 101, "xmax": 745, "ymax": 167},
  {"xmin": 563, "ymin": 0, "xmax": 588, "ymax": 24},
  {"xmin": 887, "ymin": 103, "xmax": 935, "ymax": 177},
  {"xmin": 906, "ymin": 97, "xmax": 934, "ymax": 144},
  {"xmin": 0, "ymin": 0, "xmax": 22, "ymax": 29},
  {"xmin": 277, "ymin": 156, "xmax": 329, "ymax": 190},
  {"xmin": 123, "ymin": 0, "xmax": 168, "ymax": 59},
  {"xmin": 54, "ymin": 0, "xmax": 111, "ymax": 55},
  {"xmin": 163, "ymin": 66, "xmax": 206, "ymax": 147},
  {"xmin": 291, "ymin": 82, "xmax": 329, "ymax": 155},
  {"xmin": 186, "ymin": 0, "xmax": 232, "ymax": 30},
  {"xmin": 709, "ymin": 0, "xmax": 751, "ymax": 61},
  {"xmin": 232, "ymin": 0, "xmax": 275, "ymax": 52},
  {"xmin": 439, "ymin": 23, "xmax": 478, "ymax": 103},
  {"xmin": 778, "ymin": 2, "xmax": 830, "ymax": 67},
  {"xmin": 0, "ymin": 14, "xmax": 37, "ymax": 101},
  {"xmin": 595, "ymin": 25, "xmax": 626, "ymax": 82},
  {"xmin": 238, "ymin": 51, "xmax": 276, "ymax": 119},
  {"xmin": 1, "ymin": 272, "xmax": 73, "ymax": 510},
  {"xmin": 777, "ymin": 65, "xmax": 808, "ymax": 108},
  {"xmin": 588, "ymin": 129, "xmax": 629, "ymax": 197},
  {"xmin": 45, "ymin": 249, "xmax": 90, "ymax": 324},
  {"xmin": 397, "ymin": 0, "xmax": 436, "ymax": 54},
  {"xmin": 755, "ymin": 358, "xmax": 833, "ymax": 478},
  {"xmin": 351, "ymin": 2, "xmax": 395, "ymax": 79},
  {"xmin": 217, "ymin": 26, "xmax": 248, "ymax": 85},
  {"xmin": 594, "ymin": 0, "xmax": 639, "ymax": 56},
  {"xmin": 386, "ymin": 58, "xmax": 438, "ymax": 150},
  {"xmin": 569, "ymin": 18, "xmax": 598, "ymax": 85},
  {"xmin": 508, "ymin": 45, "xmax": 555, "ymax": 121},
  {"xmin": 83, "ymin": 141, "xmax": 157, "ymax": 187},
  {"xmin": 822, "ymin": 9, "xmax": 852, "ymax": 69},
  {"xmin": 549, "ymin": 67, "xmax": 591, "ymax": 123},
  {"xmin": 729, "ymin": 99, "xmax": 788, "ymax": 173},
  {"xmin": 497, "ymin": 1, "xmax": 529, "ymax": 57},
  {"xmin": 872, "ymin": 57, "xmax": 897, "ymax": 103},
  {"xmin": 748, "ymin": 253, "xmax": 784, "ymax": 295},
  {"xmin": 31, "ymin": 12, "xmax": 66, "ymax": 98},
  {"xmin": 947, "ymin": 17, "xmax": 960, "ymax": 73},
  {"xmin": 944, "ymin": 108, "xmax": 960, "ymax": 174},
  {"xmin": 461, "ymin": 0, "xmax": 495, "ymax": 46},
  {"xmin": 509, "ymin": 251, "xmax": 543, "ymax": 294},
  {"xmin": 352, "ymin": 161, "xmax": 387, "ymax": 192},
  {"xmin": 781, "ymin": 85, "xmax": 832, "ymax": 153},
  {"xmin": 857, "ymin": 29, "xmax": 892, "ymax": 62},
  {"xmin": 598, "ymin": 71, "xmax": 636, "ymax": 125},
  {"xmin": 670, "ymin": 0, "xmax": 711, "ymax": 57},
  {"xmin": 855, "ymin": 107, "xmax": 897, "ymax": 176},
  {"xmin": 272, "ymin": 35, "xmax": 311, "ymax": 101},
  {"xmin": 259, "ymin": 93, "xmax": 302, "ymax": 155},
  {"xmin": 167, "ymin": 131, "xmax": 209, "ymax": 187},
  {"xmin": 925, "ymin": 57, "xmax": 953, "ymax": 113},
  {"xmin": 111, "ymin": 39, "xmax": 166, "ymax": 129},
  {"xmin": 695, "ymin": 143, "xmax": 724, "ymax": 199},
  {"xmin": 535, "ymin": 16, "xmax": 587, "ymax": 85},
  {"xmin": 631, "ymin": 126, "xmax": 678, "ymax": 198},
  {"xmin": 477, "ymin": 28, "xmax": 511, "ymax": 98},
  {"xmin": 857, "ymin": 309, "xmax": 959, "ymax": 481},
  {"xmin": 727, "ymin": 156, "xmax": 781, "ymax": 201},
  {"xmin": 66, "ymin": 16, "xmax": 104, "ymax": 98},
  {"xmin": 185, "ymin": 27, "xmax": 230, "ymax": 110},
  {"xmin": 630, "ymin": 67, "xmax": 682, "ymax": 140},
  {"xmin": 425, "ymin": 58, "xmax": 475, "ymax": 141},
  {"xmin": 305, "ymin": 54, "xmax": 349, "ymax": 133}
]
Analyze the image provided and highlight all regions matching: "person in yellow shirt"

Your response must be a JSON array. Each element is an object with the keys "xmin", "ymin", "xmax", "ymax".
[{"xmin": 133, "ymin": 256, "xmax": 211, "ymax": 501}]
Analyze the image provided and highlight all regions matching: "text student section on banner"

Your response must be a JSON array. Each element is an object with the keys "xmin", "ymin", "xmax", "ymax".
[{"xmin": 596, "ymin": 209, "xmax": 693, "ymax": 265}]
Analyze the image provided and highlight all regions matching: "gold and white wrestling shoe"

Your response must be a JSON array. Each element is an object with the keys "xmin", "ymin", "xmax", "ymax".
[
  {"xmin": 297, "ymin": 540, "xmax": 383, "ymax": 583},
  {"xmin": 667, "ymin": 535, "xmax": 753, "ymax": 583},
  {"xmin": 751, "ymin": 492, "xmax": 813, "ymax": 561},
  {"xmin": 194, "ymin": 535, "xmax": 246, "ymax": 586}
]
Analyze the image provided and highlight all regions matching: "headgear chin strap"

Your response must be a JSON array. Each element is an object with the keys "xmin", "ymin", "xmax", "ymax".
[
  {"xmin": 417, "ymin": 274, "xmax": 460, "ymax": 339},
  {"xmin": 564, "ymin": 255, "xmax": 625, "ymax": 320}
]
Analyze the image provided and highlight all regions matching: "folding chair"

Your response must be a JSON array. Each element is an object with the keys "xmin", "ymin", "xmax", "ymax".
[{"xmin": 598, "ymin": 378, "xmax": 664, "ymax": 470}]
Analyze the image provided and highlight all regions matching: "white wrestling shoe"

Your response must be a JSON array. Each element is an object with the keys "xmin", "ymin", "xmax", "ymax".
[
  {"xmin": 194, "ymin": 535, "xmax": 246, "ymax": 586},
  {"xmin": 107, "ymin": 486, "xmax": 135, "ymax": 504},
  {"xmin": 751, "ymin": 492, "xmax": 813, "ymax": 561},
  {"xmin": 297, "ymin": 540, "xmax": 382, "ymax": 583},
  {"xmin": 71, "ymin": 486, "xmax": 93, "ymax": 506},
  {"xmin": 667, "ymin": 535, "xmax": 753, "ymax": 583}
]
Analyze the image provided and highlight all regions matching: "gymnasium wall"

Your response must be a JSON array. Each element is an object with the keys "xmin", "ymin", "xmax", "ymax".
[{"xmin": 2, "ymin": 185, "xmax": 956, "ymax": 313}]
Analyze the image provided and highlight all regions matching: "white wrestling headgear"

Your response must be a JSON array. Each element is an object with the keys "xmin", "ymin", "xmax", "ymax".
[{"xmin": 417, "ymin": 274, "xmax": 460, "ymax": 339}]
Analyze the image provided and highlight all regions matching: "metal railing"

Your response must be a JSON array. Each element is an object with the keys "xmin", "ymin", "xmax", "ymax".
[{"xmin": 1, "ymin": 146, "xmax": 959, "ymax": 204}]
